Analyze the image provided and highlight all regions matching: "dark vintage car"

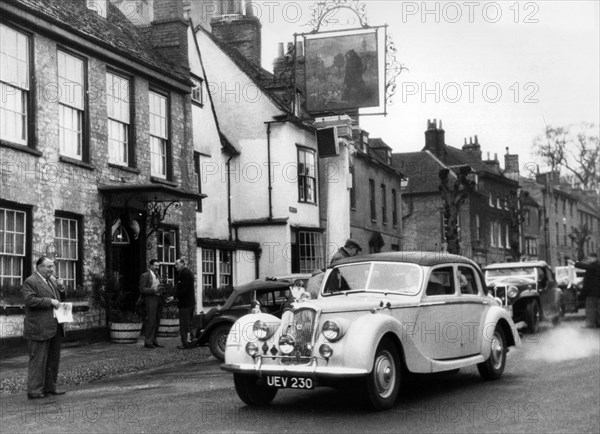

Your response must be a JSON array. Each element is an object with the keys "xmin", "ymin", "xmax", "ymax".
[
  {"xmin": 195, "ymin": 276, "xmax": 309, "ymax": 361},
  {"xmin": 222, "ymin": 252, "xmax": 519, "ymax": 411},
  {"xmin": 484, "ymin": 261, "xmax": 562, "ymax": 333}
]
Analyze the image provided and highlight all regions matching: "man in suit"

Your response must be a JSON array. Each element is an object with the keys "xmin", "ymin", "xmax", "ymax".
[
  {"xmin": 21, "ymin": 256, "xmax": 67, "ymax": 399},
  {"xmin": 172, "ymin": 258, "xmax": 196, "ymax": 349},
  {"xmin": 139, "ymin": 259, "xmax": 164, "ymax": 348},
  {"xmin": 576, "ymin": 253, "xmax": 600, "ymax": 328}
]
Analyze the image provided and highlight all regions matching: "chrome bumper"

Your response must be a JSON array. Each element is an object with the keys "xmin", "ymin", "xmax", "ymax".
[{"xmin": 221, "ymin": 356, "xmax": 368, "ymax": 377}]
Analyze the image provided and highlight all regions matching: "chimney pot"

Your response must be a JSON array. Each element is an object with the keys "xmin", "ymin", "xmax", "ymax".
[
  {"xmin": 277, "ymin": 42, "xmax": 284, "ymax": 57},
  {"xmin": 494, "ymin": 153, "xmax": 498, "ymax": 161},
  {"xmin": 474, "ymin": 135, "xmax": 478, "ymax": 144}
]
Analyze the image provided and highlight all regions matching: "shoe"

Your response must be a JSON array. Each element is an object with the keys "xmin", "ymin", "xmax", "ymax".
[
  {"xmin": 45, "ymin": 390, "xmax": 66, "ymax": 396},
  {"xmin": 27, "ymin": 393, "xmax": 46, "ymax": 400},
  {"xmin": 144, "ymin": 344, "xmax": 156, "ymax": 349},
  {"xmin": 153, "ymin": 342, "xmax": 164, "ymax": 348},
  {"xmin": 177, "ymin": 344, "xmax": 192, "ymax": 350}
]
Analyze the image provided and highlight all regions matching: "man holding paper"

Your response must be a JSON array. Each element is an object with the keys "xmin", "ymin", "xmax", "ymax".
[{"xmin": 21, "ymin": 256, "xmax": 67, "ymax": 399}]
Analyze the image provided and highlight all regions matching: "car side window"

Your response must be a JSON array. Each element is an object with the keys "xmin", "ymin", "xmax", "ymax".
[
  {"xmin": 458, "ymin": 266, "xmax": 478, "ymax": 295},
  {"xmin": 426, "ymin": 267, "xmax": 455, "ymax": 296}
]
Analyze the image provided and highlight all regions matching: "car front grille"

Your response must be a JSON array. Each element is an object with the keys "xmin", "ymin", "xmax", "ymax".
[{"xmin": 280, "ymin": 307, "xmax": 318, "ymax": 364}]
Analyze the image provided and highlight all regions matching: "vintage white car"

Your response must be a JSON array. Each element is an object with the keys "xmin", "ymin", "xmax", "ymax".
[{"xmin": 221, "ymin": 252, "xmax": 520, "ymax": 411}]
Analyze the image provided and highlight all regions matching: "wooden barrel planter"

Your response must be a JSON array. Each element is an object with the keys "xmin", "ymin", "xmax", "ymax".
[
  {"xmin": 158, "ymin": 318, "xmax": 179, "ymax": 337},
  {"xmin": 109, "ymin": 322, "xmax": 142, "ymax": 344}
]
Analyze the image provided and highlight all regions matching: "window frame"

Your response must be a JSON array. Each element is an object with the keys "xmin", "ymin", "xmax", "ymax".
[
  {"xmin": 0, "ymin": 23, "xmax": 35, "ymax": 150},
  {"xmin": 201, "ymin": 247, "xmax": 233, "ymax": 290},
  {"xmin": 0, "ymin": 200, "xmax": 32, "ymax": 288},
  {"xmin": 149, "ymin": 87, "xmax": 171, "ymax": 179},
  {"xmin": 57, "ymin": 47, "xmax": 88, "ymax": 162},
  {"xmin": 193, "ymin": 151, "xmax": 203, "ymax": 212},
  {"xmin": 106, "ymin": 70, "xmax": 134, "ymax": 167},
  {"xmin": 369, "ymin": 178, "xmax": 376, "ymax": 221},
  {"xmin": 156, "ymin": 226, "xmax": 178, "ymax": 285},
  {"xmin": 381, "ymin": 183, "xmax": 387, "ymax": 225},
  {"xmin": 297, "ymin": 146, "xmax": 317, "ymax": 204},
  {"xmin": 191, "ymin": 75, "xmax": 204, "ymax": 106},
  {"xmin": 54, "ymin": 211, "xmax": 83, "ymax": 291},
  {"xmin": 392, "ymin": 188, "xmax": 398, "ymax": 228}
]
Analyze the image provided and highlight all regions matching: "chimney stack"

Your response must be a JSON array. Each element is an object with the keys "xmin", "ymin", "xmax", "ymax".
[
  {"xmin": 504, "ymin": 147, "xmax": 520, "ymax": 181},
  {"xmin": 462, "ymin": 133, "xmax": 482, "ymax": 160},
  {"xmin": 210, "ymin": 1, "xmax": 262, "ymax": 66},
  {"xmin": 146, "ymin": 0, "xmax": 189, "ymax": 71},
  {"xmin": 424, "ymin": 119, "xmax": 446, "ymax": 159}
]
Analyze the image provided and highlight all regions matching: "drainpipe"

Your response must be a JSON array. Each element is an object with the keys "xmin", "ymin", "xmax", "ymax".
[
  {"xmin": 226, "ymin": 153, "xmax": 234, "ymax": 241},
  {"xmin": 264, "ymin": 120, "xmax": 289, "ymax": 220},
  {"xmin": 266, "ymin": 123, "xmax": 274, "ymax": 220}
]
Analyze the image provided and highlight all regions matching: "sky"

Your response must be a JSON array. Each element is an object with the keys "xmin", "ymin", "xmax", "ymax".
[{"xmin": 254, "ymin": 0, "xmax": 600, "ymax": 170}]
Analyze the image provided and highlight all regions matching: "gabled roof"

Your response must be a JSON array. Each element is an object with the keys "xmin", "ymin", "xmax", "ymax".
[
  {"xmin": 195, "ymin": 25, "xmax": 292, "ymax": 115},
  {"xmin": 6, "ymin": 0, "xmax": 188, "ymax": 84}
]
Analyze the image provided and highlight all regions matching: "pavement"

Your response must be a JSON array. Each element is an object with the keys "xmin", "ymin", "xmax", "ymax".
[{"xmin": 0, "ymin": 336, "xmax": 213, "ymax": 396}]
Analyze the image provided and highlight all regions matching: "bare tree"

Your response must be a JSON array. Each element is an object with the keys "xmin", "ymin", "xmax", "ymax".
[
  {"xmin": 534, "ymin": 123, "xmax": 600, "ymax": 189},
  {"xmin": 439, "ymin": 166, "xmax": 474, "ymax": 255},
  {"xmin": 569, "ymin": 224, "xmax": 591, "ymax": 261}
]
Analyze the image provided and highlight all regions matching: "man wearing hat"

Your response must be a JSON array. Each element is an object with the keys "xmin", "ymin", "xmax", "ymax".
[{"xmin": 330, "ymin": 238, "xmax": 362, "ymax": 265}]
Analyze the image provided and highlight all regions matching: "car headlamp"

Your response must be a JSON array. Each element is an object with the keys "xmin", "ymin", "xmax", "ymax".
[
  {"xmin": 507, "ymin": 285, "xmax": 519, "ymax": 298},
  {"xmin": 279, "ymin": 334, "xmax": 295, "ymax": 355},
  {"xmin": 252, "ymin": 320, "xmax": 270, "ymax": 340},
  {"xmin": 245, "ymin": 342, "xmax": 258, "ymax": 357},
  {"xmin": 322, "ymin": 320, "xmax": 341, "ymax": 341},
  {"xmin": 319, "ymin": 344, "xmax": 333, "ymax": 359}
]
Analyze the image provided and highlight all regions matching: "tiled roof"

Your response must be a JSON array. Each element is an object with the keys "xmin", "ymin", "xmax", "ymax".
[{"xmin": 8, "ymin": 0, "xmax": 188, "ymax": 83}]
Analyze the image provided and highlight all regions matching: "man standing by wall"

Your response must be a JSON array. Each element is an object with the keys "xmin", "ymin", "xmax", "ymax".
[
  {"xmin": 330, "ymin": 238, "xmax": 362, "ymax": 265},
  {"xmin": 21, "ymin": 256, "xmax": 66, "ymax": 399},
  {"xmin": 139, "ymin": 259, "xmax": 164, "ymax": 348},
  {"xmin": 575, "ymin": 253, "xmax": 600, "ymax": 328},
  {"xmin": 173, "ymin": 258, "xmax": 196, "ymax": 349}
]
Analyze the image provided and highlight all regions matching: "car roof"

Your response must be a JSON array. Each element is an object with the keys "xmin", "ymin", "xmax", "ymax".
[
  {"xmin": 332, "ymin": 251, "xmax": 480, "ymax": 268},
  {"xmin": 484, "ymin": 261, "xmax": 549, "ymax": 270}
]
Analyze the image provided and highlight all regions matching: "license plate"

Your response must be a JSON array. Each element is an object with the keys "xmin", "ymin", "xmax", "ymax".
[{"xmin": 265, "ymin": 376, "xmax": 314, "ymax": 389}]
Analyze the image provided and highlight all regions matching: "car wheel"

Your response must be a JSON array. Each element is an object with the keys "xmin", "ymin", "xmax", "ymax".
[
  {"xmin": 525, "ymin": 300, "xmax": 540, "ymax": 334},
  {"xmin": 209, "ymin": 324, "xmax": 230, "ymax": 362},
  {"xmin": 233, "ymin": 373, "xmax": 278, "ymax": 406},
  {"xmin": 364, "ymin": 337, "xmax": 400, "ymax": 411},
  {"xmin": 477, "ymin": 326, "xmax": 506, "ymax": 380}
]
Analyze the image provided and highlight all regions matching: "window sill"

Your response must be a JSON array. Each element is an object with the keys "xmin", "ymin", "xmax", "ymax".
[
  {"xmin": 59, "ymin": 156, "xmax": 95, "ymax": 171},
  {"xmin": 108, "ymin": 163, "xmax": 140, "ymax": 174},
  {"xmin": 151, "ymin": 176, "xmax": 178, "ymax": 187},
  {"xmin": 0, "ymin": 140, "xmax": 43, "ymax": 157}
]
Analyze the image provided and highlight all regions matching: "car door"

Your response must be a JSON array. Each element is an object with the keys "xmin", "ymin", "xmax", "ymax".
[
  {"xmin": 415, "ymin": 266, "xmax": 463, "ymax": 360},
  {"xmin": 457, "ymin": 265, "xmax": 488, "ymax": 357},
  {"xmin": 536, "ymin": 266, "xmax": 560, "ymax": 318}
]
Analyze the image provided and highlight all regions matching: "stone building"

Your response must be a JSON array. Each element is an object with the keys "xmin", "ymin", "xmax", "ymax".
[
  {"xmin": 0, "ymin": 0, "xmax": 200, "ymax": 338},
  {"xmin": 393, "ymin": 120, "xmax": 520, "ymax": 267},
  {"xmin": 522, "ymin": 172, "xmax": 600, "ymax": 266}
]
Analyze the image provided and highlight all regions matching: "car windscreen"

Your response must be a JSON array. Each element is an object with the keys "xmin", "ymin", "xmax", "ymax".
[
  {"xmin": 485, "ymin": 267, "xmax": 536, "ymax": 284},
  {"xmin": 323, "ymin": 262, "xmax": 422, "ymax": 295}
]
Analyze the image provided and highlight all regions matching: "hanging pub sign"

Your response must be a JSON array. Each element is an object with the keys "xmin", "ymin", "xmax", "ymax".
[{"xmin": 304, "ymin": 28, "xmax": 380, "ymax": 113}]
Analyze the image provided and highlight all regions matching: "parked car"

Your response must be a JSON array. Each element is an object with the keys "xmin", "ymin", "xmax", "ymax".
[
  {"xmin": 555, "ymin": 266, "xmax": 585, "ymax": 314},
  {"xmin": 222, "ymin": 252, "xmax": 520, "ymax": 411},
  {"xmin": 195, "ymin": 276, "xmax": 310, "ymax": 361},
  {"xmin": 484, "ymin": 261, "xmax": 562, "ymax": 333}
]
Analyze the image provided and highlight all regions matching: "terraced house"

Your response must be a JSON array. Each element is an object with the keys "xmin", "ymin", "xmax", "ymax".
[{"xmin": 0, "ymin": 0, "xmax": 201, "ymax": 339}]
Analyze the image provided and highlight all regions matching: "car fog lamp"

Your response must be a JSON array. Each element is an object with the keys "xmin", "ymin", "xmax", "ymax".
[
  {"xmin": 278, "ymin": 334, "xmax": 295, "ymax": 355},
  {"xmin": 319, "ymin": 344, "xmax": 333, "ymax": 359},
  {"xmin": 245, "ymin": 342, "xmax": 258, "ymax": 357},
  {"xmin": 322, "ymin": 320, "xmax": 341, "ymax": 341},
  {"xmin": 253, "ymin": 320, "xmax": 269, "ymax": 340},
  {"xmin": 507, "ymin": 285, "xmax": 518, "ymax": 298}
]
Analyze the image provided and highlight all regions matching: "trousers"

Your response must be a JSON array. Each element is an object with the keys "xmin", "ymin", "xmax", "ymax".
[{"xmin": 27, "ymin": 331, "xmax": 62, "ymax": 394}]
